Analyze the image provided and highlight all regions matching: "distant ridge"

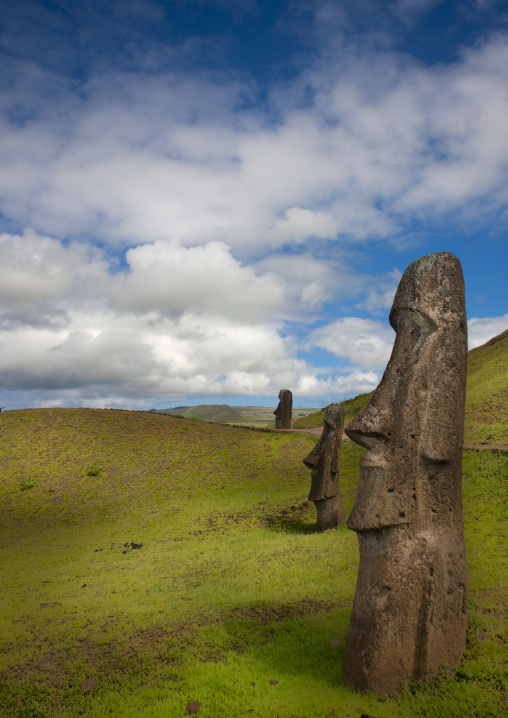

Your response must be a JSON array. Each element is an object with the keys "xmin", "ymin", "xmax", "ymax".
[{"xmin": 153, "ymin": 404, "xmax": 320, "ymax": 427}]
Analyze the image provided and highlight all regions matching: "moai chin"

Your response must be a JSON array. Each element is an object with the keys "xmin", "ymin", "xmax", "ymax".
[
  {"xmin": 343, "ymin": 252, "xmax": 468, "ymax": 695},
  {"xmin": 273, "ymin": 389, "xmax": 292, "ymax": 429},
  {"xmin": 303, "ymin": 404, "xmax": 347, "ymax": 532}
]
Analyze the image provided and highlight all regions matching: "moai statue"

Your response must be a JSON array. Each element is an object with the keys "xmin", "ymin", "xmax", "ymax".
[
  {"xmin": 303, "ymin": 404, "xmax": 347, "ymax": 532},
  {"xmin": 273, "ymin": 389, "xmax": 292, "ymax": 429},
  {"xmin": 343, "ymin": 252, "xmax": 468, "ymax": 695}
]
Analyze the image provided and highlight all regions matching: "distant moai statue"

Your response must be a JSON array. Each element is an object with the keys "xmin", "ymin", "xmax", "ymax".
[
  {"xmin": 273, "ymin": 389, "xmax": 292, "ymax": 429},
  {"xmin": 303, "ymin": 403, "xmax": 346, "ymax": 532},
  {"xmin": 342, "ymin": 252, "xmax": 468, "ymax": 694}
]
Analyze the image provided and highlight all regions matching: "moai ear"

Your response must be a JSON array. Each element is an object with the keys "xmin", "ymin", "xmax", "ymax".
[{"xmin": 420, "ymin": 378, "xmax": 464, "ymax": 463}]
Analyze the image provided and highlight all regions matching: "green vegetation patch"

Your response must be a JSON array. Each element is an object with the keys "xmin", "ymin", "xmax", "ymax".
[
  {"xmin": 293, "ymin": 393, "xmax": 374, "ymax": 430},
  {"xmin": 0, "ymin": 410, "xmax": 506, "ymax": 717},
  {"xmin": 465, "ymin": 329, "xmax": 508, "ymax": 445}
]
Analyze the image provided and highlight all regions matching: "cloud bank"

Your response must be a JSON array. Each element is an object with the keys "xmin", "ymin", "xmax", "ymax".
[{"xmin": 0, "ymin": 1, "xmax": 507, "ymax": 408}]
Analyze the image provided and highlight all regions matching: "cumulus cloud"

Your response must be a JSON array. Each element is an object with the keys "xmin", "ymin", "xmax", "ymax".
[
  {"xmin": 252, "ymin": 251, "xmax": 367, "ymax": 314},
  {"xmin": 112, "ymin": 240, "xmax": 285, "ymax": 319},
  {"xmin": 0, "ymin": 2, "xmax": 506, "ymax": 408},
  {"xmin": 0, "ymin": 303, "xmax": 370, "ymax": 407},
  {"xmin": 1, "ymin": 32, "xmax": 508, "ymax": 252},
  {"xmin": 0, "ymin": 228, "xmax": 383, "ymax": 407},
  {"xmin": 0, "ymin": 229, "xmax": 108, "ymax": 328},
  {"xmin": 308, "ymin": 317, "xmax": 395, "ymax": 370}
]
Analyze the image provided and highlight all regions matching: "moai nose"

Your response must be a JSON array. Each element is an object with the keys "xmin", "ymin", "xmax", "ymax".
[{"xmin": 345, "ymin": 402, "xmax": 392, "ymax": 451}]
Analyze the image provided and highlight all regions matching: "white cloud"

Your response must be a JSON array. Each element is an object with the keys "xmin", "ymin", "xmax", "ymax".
[
  {"xmin": 0, "ymin": 228, "xmax": 383, "ymax": 406},
  {"xmin": 112, "ymin": 239, "xmax": 285, "ymax": 319},
  {"xmin": 0, "ymin": 303, "xmax": 379, "ymax": 406},
  {"xmin": 468, "ymin": 313, "xmax": 508, "ymax": 348},
  {"xmin": 2, "ymin": 33, "xmax": 508, "ymax": 253},
  {"xmin": 0, "ymin": 6, "xmax": 507, "ymax": 409},
  {"xmin": 252, "ymin": 251, "xmax": 366, "ymax": 314},
  {"xmin": 308, "ymin": 317, "xmax": 395, "ymax": 369},
  {"xmin": 267, "ymin": 207, "xmax": 339, "ymax": 245}
]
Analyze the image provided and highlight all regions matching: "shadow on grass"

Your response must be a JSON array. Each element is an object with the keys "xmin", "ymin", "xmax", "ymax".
[
  {"xmin": 265, "ymin": 515, "xmax": 317, "ymax": 534},
  {"xmin": 197, "ymin": 603, "xmax": 352, "ymax": 690}
]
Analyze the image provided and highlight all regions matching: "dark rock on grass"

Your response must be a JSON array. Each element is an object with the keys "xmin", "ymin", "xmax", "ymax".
[
  {"xmin": 268, "ymin": 679, "xmax": 279, "ymax": 685},
  {"xmin": 131, "ymin": 542, "xmax": 144, "ymax": 549},
  {"xmin": 81, "ymin": 584, "xmax": 87, "ymax": 588},
  {"xmin": 81, "ymin": 678, "xmax": 98, "ymax": 692},
  {"xmin": 40, "ymin": 602, "xmax": 62, "ymax": 608},
  {"xmin": 186, "ymin": 700, "xmax": 201, "ymax": 715},
  {"xmin": 361, "ymin": 714, "xmax": 387, "ymax": 718}
]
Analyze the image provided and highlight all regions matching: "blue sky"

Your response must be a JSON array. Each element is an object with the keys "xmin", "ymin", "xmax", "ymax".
[{"xmin": 0, "ymin": 0, "xmax": 507, "ymax": 410}]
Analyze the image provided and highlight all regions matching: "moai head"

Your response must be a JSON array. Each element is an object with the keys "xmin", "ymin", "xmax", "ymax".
[
  {"xmin": 304, "ymin": 404, "xmax": 345, "ymax": 502},
  {"xmin": 345, "ymin": 252, "xmax": 467, "ymax": 533},
  {"xmin": 304, "ymin": 403, "xmax": 347, "ymax": 531},
  {"xmin": 273, "ymin": 389, "xmax": 292, "ymax": 429},
  {"xmin": 343, "ymin": 252, "xmax": 468, "ymax": 693}
]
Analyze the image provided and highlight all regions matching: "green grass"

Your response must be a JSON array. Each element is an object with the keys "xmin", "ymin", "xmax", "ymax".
[
  {"xmin": 293, "ymin": 394, "xmax": 374, "ymax": 430},
  {"xmin": 0, "ymin": 410, "xmax": 506, "ymax": 717},
  {"xmin": 465, "ymin": 329, "xmax": 508, "ymax": 445}
]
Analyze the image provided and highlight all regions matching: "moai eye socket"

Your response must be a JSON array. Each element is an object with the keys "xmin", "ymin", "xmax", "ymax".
[{"xmin": 390, "ymin": 307, "xmax": 437, "ymax": 341}]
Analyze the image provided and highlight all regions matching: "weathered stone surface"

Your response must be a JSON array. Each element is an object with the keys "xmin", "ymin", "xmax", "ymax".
[
  {"xmin": 303, "ymin": 404, "xmax": 346, "ymax": 532},
  {"xmin": 343, "ymin": 252, "xmax": 468, "ymax": 694},
  {"xmin": 273, "ymin": 389, "xmax": 292, "ymax": 429}
]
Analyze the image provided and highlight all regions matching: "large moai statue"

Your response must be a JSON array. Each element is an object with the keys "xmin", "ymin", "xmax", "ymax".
[
  {"xmin": 273, "ymin": 389, "xmax": 292, "ymax": 429},
  {"xmin": 343, "ymin": 252, "xmax": 468, "ymax": 695},
  {"xmin": 303, "ymin": 404, "xmax": 347, "ymax": 532}
]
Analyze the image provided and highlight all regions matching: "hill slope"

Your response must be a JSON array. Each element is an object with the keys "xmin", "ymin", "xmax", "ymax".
[
  {"xmin": 293, "ymin": 393, "xmax": 373, "ymax": 429},
  {"xmin": 0, "ymin": 408, "xmax": 506, "ymax": 717},
  {"xmin": 465, "ymin": 328, "xmax": 508, "ymax": 445}
]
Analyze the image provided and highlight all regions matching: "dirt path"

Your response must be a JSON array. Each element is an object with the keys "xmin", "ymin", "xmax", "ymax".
[{"xmin": 289, "ymin": 419, "xmax": 323, "ymax": 436}]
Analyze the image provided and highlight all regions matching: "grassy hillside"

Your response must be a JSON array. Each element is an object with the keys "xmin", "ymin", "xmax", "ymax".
[
  {"xmin": 212, "ymin": 409, "xmax": 257, "ymax": 424},
  {"xmin": 293, "ymin": 393, "xmax": 373, "ymax": 430},
  {"xmin": 181, "ymin": 404, "xmax": 232, "ymax": 421},
  {"xmin": 0, "ymin": 408, "xmax": 506, "ymax": 717},
  {"xmin": 152, "ymin": 406, "xmax": 193, "ymax": 415},
  {"xmin": 465, "ymin": 328, "xmax": 508, "ymax": 445}
]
